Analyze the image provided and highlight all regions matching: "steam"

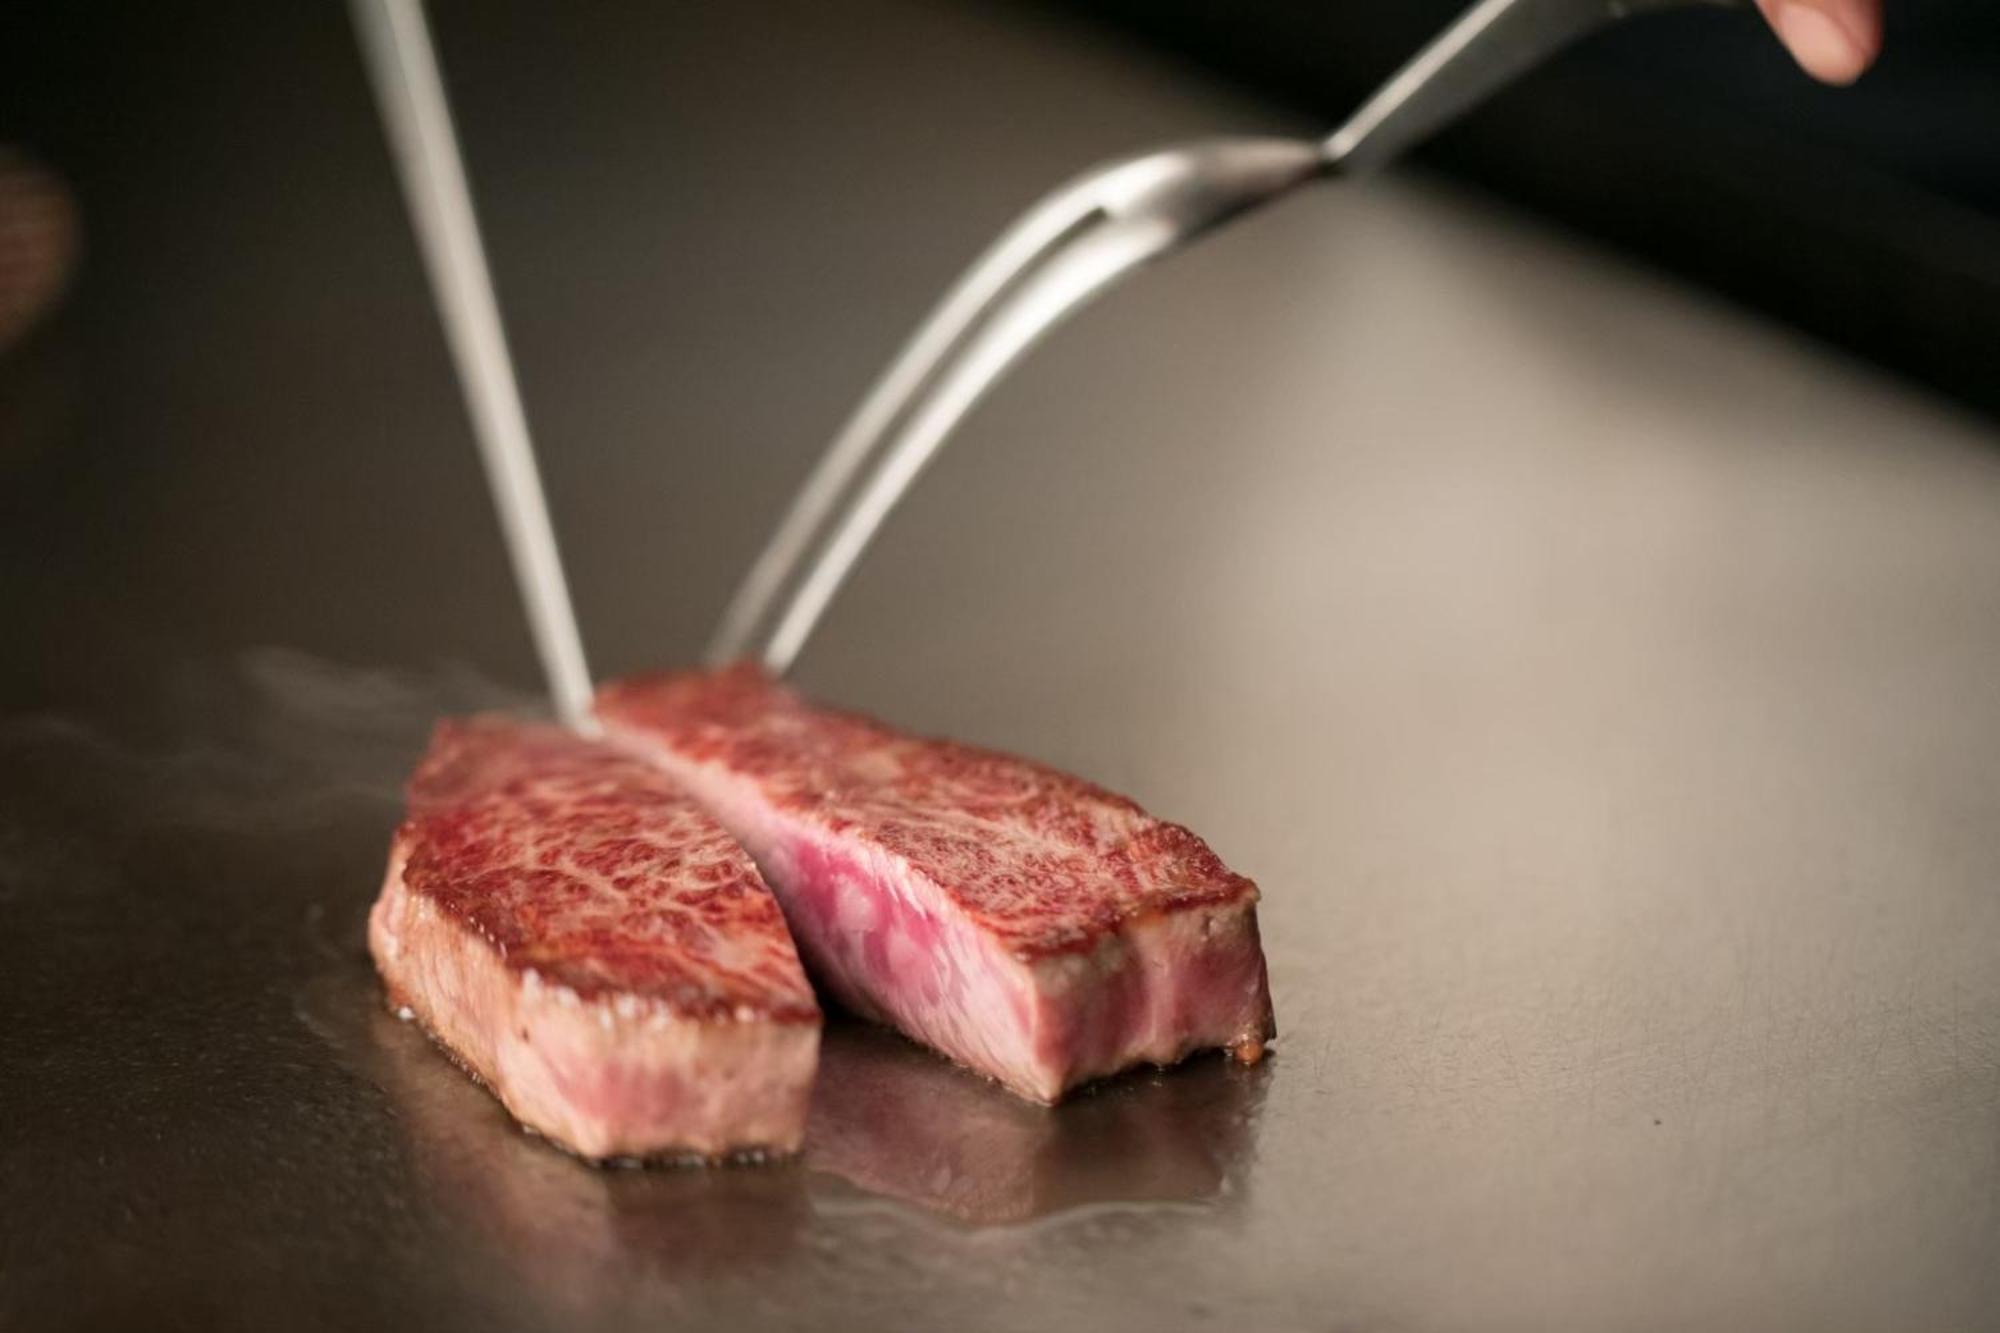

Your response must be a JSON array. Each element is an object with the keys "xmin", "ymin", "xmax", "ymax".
[{"xmin": 1, "ymin": 647, "xmax": 533, "ymax": 835}]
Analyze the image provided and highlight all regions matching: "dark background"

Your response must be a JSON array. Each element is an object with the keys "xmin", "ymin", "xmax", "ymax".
[{"xmin": 1049, "ymin": 0, "xmax": 2000, "ymax": 416}]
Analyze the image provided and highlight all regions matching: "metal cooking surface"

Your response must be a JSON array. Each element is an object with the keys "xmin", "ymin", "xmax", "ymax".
[{"xmin": 3, "ymin": 2, "xmax": 1998, "ymax": 1330}]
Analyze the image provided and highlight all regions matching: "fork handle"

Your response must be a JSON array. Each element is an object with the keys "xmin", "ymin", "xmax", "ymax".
[{"xmin": 1325, "ymin": 0, "xmax": 1744, "ymax": 175}]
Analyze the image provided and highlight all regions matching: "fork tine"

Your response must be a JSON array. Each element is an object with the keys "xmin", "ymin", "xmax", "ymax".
[
  {"xmin": 713, "ymin": 0, "xmax": 1745, "ymax": 676},
  {"xmin": 754, "ymin": 217, "xmax": 1173, "ymax": 676},
  {"xmin": 709, "ymin": 144, "xmax": 1317, "ymax": 676},
  {"xmin": 704, "ymin": 174, "xmax": 1114, "ymax": 668}
]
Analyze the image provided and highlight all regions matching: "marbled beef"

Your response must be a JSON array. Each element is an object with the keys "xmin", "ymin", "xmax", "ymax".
[
  {"xmin": 368, "ymin": 716, "xmax": 819, "ymax": 1160},
  {"xmin": 596, "ymin": 667, "xmax": 1271, "ymax": 1103}
]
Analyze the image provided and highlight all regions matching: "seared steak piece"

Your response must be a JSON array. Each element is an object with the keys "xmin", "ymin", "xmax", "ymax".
[
  {"xmin": 368, "ymin": 717, "xmax": 819, "ymax": 1160},
  {"xmin": 597, "ymin": 667, "xmax": 1272, "ymax": 1103}
]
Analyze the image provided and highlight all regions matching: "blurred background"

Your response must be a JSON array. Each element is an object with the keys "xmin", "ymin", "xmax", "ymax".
[
  {"xmin": 3, "ymin": 0, "xmax": 1998, "ymax": 724},
  {"xmin": 4, "ymin": 4, "xmax": 1999, "ymax": 1330}
]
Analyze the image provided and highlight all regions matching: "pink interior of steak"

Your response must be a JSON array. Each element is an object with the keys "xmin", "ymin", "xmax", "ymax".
[
  {"xmin": 373, "ymin": 848, "xmax": 817, "ymax": 1159},
  {"xmin": 773, "ymin": 817, "xmax": 1270, "ymax": 1100},
  {"xmin": 369, "ymin": 716, "xmax": 819, "ymax": 1159},
  {"xmin": 597, "ymin": 667, "xmax": 1274, "ymax": 1102}
]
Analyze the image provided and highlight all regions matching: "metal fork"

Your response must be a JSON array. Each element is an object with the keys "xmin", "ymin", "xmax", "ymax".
[{"xmin": 708, "ymin": 0, "xmax": 1743, "ymax": 675}]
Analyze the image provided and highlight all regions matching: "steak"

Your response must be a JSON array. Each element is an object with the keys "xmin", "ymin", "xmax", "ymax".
[
  {"xmin": 368, "ymin": 716, "xmax": 819, "ymax": 1160},
  {"xmin": 596, "ymin": 666, "xmax": 1273, "ymax": 1103}
]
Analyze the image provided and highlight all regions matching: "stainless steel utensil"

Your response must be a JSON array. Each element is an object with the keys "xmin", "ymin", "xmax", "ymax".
[
  {"xmin": 708, "ymin": 0, "xmax": 1744, "ymax": 675},
  {"xmin": 353, "ymin": 0, "xmax": 600, "ymax": 733},
  {"xmin": 355, "ymin": 0, "xmax": 1740, "ymax": 714}
]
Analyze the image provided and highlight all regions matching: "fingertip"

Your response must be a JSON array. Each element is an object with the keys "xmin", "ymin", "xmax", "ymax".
[{"xmin": 1766, "ymin": 2, "xmax": 1879, "ymax": 85}]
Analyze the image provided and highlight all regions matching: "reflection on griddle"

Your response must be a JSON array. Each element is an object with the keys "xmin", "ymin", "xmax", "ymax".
[
  {"xmin": 296, "ymin": 959, "xmax": 809, "ymax": 1305},
  {"xmin": 805, "ymin": 1021, "xmax": 1269, "ymax": 1225}
]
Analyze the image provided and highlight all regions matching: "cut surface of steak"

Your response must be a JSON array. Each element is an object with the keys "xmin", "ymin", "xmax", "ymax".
[
  {"xmin": 368, "ymin": 716, "xmax": 819, "ymax": 1160},
  {"xmin": 596, "ymin": 667, "xmax": 1273, "ymax": 1103}
]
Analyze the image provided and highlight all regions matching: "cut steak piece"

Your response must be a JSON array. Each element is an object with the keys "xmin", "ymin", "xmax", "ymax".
[
  {"xmin": 596, "ymin": 666, "xmax": 1273, "ymax": 1103},
  {"xmin": 368, "ymin": 716, "xmax": 819, "ymax": 1160}
]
